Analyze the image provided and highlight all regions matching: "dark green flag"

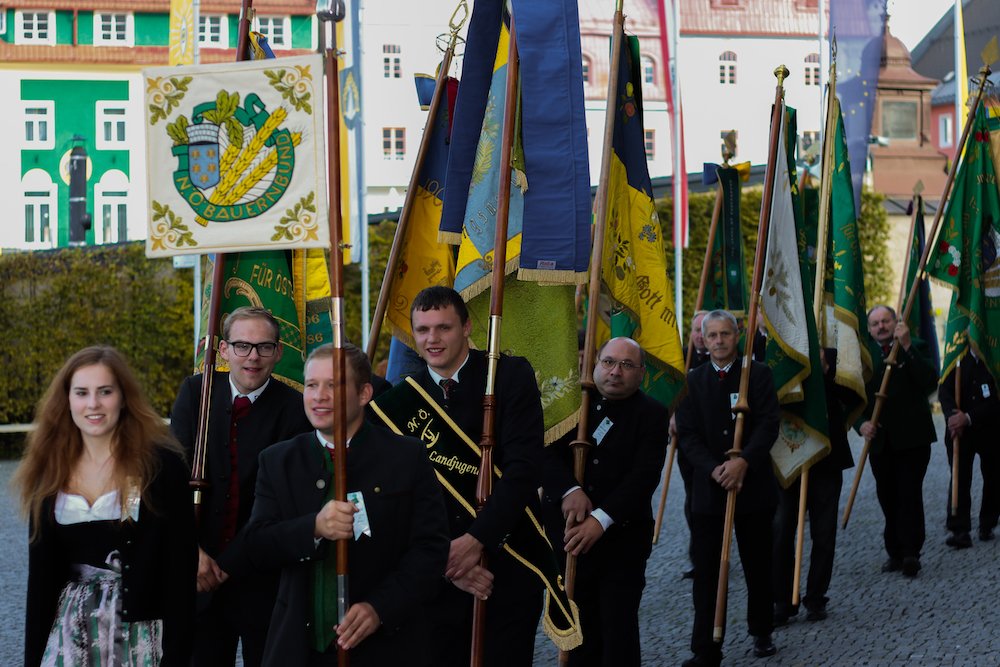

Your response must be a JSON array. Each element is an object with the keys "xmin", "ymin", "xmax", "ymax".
[{"xmin": 927, "ymin": 101, "xmax": 1000, "ymax": 385}]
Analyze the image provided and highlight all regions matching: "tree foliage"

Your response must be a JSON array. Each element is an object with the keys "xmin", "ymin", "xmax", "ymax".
[
  {"xmin": 0, "ymin": 243, "xmax": 192, "ymax": 455},
  {"xmin": 656, "ymin": 185, "xmax": 892, "ymax": 344}
]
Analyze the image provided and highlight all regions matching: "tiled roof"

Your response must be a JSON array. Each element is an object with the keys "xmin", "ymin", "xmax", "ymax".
[
  {"xmin": 579, "ymin": 0, "xmax": 826, "ymax": 39},
  {"xmin": 0, "ymin": 0, "xmax": 317, "ymax": 14},
  {"xmin": 680, "ymin": 0, "xmax": 824, "ymax": 38},
  {"xmin": 0, "ymin": 42, "xmax": 315, "ymax": 64}
]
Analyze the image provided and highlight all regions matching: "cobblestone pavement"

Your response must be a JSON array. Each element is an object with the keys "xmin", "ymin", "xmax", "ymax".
[{"xmin": 3, "ymin": 413, "xmax": 997, "ymax": 666}]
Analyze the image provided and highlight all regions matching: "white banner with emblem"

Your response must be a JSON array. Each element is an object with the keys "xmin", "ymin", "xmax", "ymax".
[{"xmin": 143, "ymin": 54, "xmax": 328, "ymax": 257}]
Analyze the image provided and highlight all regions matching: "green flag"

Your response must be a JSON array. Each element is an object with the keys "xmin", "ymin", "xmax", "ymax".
[
  {"xmin": 901, "ymin": 196, "xmax": 941, "ymax": 371},
  {"xmin": 817, "ymin": 106, "xmax": 872, "ymax": 426},
  {"xmin": 703, "ymin": 166, "xmax": 750, "ymax": 317},
  {"xmin": 939, "ymin": 291, "xmax": 970, "ymax": 382},
  {"xmin": 926, "ymin": 101, "xmax": 1000, "ymax": 384},
  {"xmin": 762, "ymin": 102, "xmax": 830, "ymax": 488}
]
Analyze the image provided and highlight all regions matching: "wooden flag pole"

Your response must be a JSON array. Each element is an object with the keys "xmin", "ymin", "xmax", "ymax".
[
  {"xmin": 842, "ymin": 62, "xmax": 992, "ymax": 529},
  {"xmin": 365, "ymin": 5, "xmax": 467, "ymax": 361},
  {"xmin": 714, "ymin": 65, "xmax": 788, "ymax": 643},
  {"xmin": 470, "ymin": 14, "xmax": 519, "ymax": 667},
  {"xmin": 653, "ymin": 167, "xmax": 724, "ymax": 544},
  {"xmin": 189, "ymin": 0, "xmax": 255, "ymax": 527},
  {"xmin": 558, "ymin": 3, "xmax": 624, "ymax": 664},
  {"xmin": 318, "ymin": 3, "xmax": 351, "ymax": 663}
]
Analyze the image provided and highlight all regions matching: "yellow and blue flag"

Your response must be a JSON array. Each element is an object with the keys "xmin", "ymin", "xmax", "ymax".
[{"xmin": 597, "ymin": 33, "xmax": 686, "ymax": 411}]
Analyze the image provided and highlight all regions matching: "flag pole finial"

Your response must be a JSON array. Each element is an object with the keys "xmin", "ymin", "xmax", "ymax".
[
  {"xmin": 775, "ymin": 65, "xmax": 790, "ymax": 87},
  {"xmin": 722, "ymin": 130, "xmax": 736, "ymax": 165},
  {"xmin": 981, "ymin": 36, "xmax": 998, "ymax": 70},
  {"xmin": 913, "ymin": 179, "xmax": 925, "ymax": 196}
]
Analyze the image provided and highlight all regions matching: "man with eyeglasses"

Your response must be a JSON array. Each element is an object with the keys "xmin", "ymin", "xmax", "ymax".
[
  {"xmin": 675, "ymin": 309, "xmax": 780, "ymax": 667},
  {"xmin": 171, "ymin": 305, "xmax": 312, "ymax": 667},
  {"xmin": 541, "ymin": 337, "xmax": 669, "ymax": 666}
]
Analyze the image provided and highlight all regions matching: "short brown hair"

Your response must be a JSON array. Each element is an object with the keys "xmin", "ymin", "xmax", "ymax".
[
  {"xmin": 306, "ymin": 343, "xmax": 372, "ymax": 390},
  {"xmin": 222, "ymin": 306, "xmax": 281, "ymax": 341}
]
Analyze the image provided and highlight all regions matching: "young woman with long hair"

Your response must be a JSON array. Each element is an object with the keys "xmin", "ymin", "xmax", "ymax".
[{"xmin": 13, "ymin": 346, "xmax": 197, "ymax": 666}]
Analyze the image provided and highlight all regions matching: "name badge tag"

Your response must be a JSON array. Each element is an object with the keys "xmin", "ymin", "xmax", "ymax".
[
  {"xmin": 593, "ymin": 417, "xmax": 614, "ymax": 445},
  {"xmin": 983, "ymin": 383, "xmax": 991, "ymax": 399},
  {"xmin": 730, "ymin": 393, "xmax": 739, "ymax": 419},
  {"xmin": 347, "ymin": 491, "xmax": 372, "ymax": 540}
]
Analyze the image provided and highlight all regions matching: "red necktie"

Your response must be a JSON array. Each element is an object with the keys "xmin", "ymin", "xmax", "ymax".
[
  {"xmin": 718, "ymin": 369, "xmax": 727, "ymax": 381},
  {"xmin": 220, "ymin": 395, "xmax": 252, "ymax": 550},
  {"xmin": 439, "ymin": 378, "xmax": 456, "ymax": 399}
]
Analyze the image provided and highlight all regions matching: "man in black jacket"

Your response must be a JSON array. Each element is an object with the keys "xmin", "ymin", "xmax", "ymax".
[
  {"xmin": 676, "ymin": 309, "xmax": 781, "ymax": 667},
  {"xmin": 939, "ymin": 343, "xmax": 1000, "ymax": 546},
  {"xmin": 856, "ymin": 305, "xmax": 938, "ymax": 577},
  {"xmin": 409, "ymin": 286, "xmax": 545, "ymax": 667},
  {"xmin": 170, "ymin": 306, "xmax": 312, "ymax": 666},
  {"xmin": 772, "ymin": 348, "xmax": 855, "ymax": 624},
  {"xmin": 542, "ymin": 337, "xmax": 669, "ymax": 666},
  {"xmin": 243, "ymin": 344, "xmax": 450, "ymax": 666}
]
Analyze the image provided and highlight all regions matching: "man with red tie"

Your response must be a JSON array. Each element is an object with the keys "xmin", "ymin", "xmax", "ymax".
[
  {"xmin": 170, "ymin": 306, "xmax": 312, "ymax": 666},
  {"xmin": 675, "ymin": 309, "xmax": 781, "ymax": 667}
]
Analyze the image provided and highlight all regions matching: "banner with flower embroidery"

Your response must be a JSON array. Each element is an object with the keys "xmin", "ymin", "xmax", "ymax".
[
  {"xmin": 143, "ymin": 55, "xmax": 328, "ymax": 257},
  {"xmin": 927, "ymin": 101, "xmax": 1000, "ymax": 385}
]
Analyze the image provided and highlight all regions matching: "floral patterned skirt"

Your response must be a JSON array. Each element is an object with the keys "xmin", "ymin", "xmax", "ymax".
[{"xmin": 42, "ymin": 551, "xmax": 162, "ymax": 667}]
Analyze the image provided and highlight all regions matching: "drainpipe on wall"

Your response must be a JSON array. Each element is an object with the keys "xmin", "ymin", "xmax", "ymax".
[{"xmin": 73, "ymin": 8, "xmax": 78, "ymax": 47}]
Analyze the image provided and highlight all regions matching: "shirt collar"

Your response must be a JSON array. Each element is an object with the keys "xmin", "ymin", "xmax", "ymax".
[
  {"xmin": 711, "ymin": 358, "xmax": 737, "ymax": 374},
  {"xmin": 427, "ymin": 351, "xmax": 471, "ymax": 387},
  {"xmin": 229, "ymin": 375, "xmax": 270, "ymax": 404},
  {"xmin": 316, "ymin": 430, "xmax": 353, "ymax": 451}
]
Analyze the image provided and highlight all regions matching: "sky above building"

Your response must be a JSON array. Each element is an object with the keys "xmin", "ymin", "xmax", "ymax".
[{"xmin": 886, "ymin": 0, "xmax": 953, "ymax": 51}]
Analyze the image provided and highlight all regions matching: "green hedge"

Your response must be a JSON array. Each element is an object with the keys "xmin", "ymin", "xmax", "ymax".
[{"xmin": 0, "ymin": 243, "xmax": 192, "ymax": 457}]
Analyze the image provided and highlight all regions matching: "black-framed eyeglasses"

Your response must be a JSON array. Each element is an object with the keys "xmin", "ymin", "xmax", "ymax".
[
  {"xmin": 599, "ymin": 357, "xmax": 642, "ymax": 373},
  {"xmin": 227, "ymin": 341, "xmax": 277, "ymax": 357}
]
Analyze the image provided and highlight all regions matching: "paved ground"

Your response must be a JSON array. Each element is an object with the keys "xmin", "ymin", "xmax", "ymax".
[{"xmin": 4, "ymin": 413, "xmax": 998, "ymax": 666}]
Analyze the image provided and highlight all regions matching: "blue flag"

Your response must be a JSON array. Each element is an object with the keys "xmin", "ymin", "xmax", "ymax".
[{"xmin": 830, "ymin": 0, "xmax": 887, "ymax": 218}]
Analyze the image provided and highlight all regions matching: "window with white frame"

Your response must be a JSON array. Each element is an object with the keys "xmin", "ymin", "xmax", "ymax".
[
  {"xmin": 644, "ymin": 130, "xmax": 655, "ymax": 160},
  {"xmin": 719, "ymin": 51, "xmax": 736, "ymax": 84},
  {"xmin": 16, "ymin": 10, "xmax": 56, "ymax": 46},
  {"xmin": 22, "ymin": 169, "xmax": 57, "ymax": 248},
  {"xmin": 641, "ymin": 56, "xmax": 655, "ymax": 85},
  {"xmin": 383, "ymin": 128, "xmax": 404, "ymax": 159},
  {"xmin": 582, "ymin": 55, "xmax": 591, "ymax": 84},
  {"xmin": 939, "ymin": 113, "xmax": 954, "ymax": 148},
  {"xmin": 199, "ymin": 14, "xmax": 228, "ymax": 47},
  {"xmin": 96, "ymin": 102, "xmax": 128, "ymax": 149},
  {"xmin": 95, "ymin": 170, "xmax": 130, "ymax": 244},
  {"xmin": 0, "ymin": 11, "xmax": 7, "ymax": 34},
  {"xmin": 804, "ymin": 54, "xmax": 820, "ymax": 86},
  {"xmin": 23, "ymin": 102, "xmax": 55, "ymax": 150},
  {"xmin": 257, "ymin": 16, "xmax": 290, "ymax": 49},
  {"xmin": 383, "ymin": 44, "xmax": 401, "ymax": 79},
  {"xmin": 94, "ymin": 12, "xmax": 133, "ymax": 46}
]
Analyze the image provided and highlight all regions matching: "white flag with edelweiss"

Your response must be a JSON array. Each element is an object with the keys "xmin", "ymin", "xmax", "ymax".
[
  {"xmin": 143, "ymin": 55, "xmax": 328, "ymax": 257},
  {"xmin": 762, "ymin": 103, "xmax": 830, "ymax": 486}
]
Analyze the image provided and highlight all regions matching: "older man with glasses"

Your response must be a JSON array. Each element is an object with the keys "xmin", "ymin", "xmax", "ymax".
[
  {"xmin": 170, "ymin": 305, "xmax": 312, "ymax": 667},
  {"xmin": 542, "ymin": 336, "xmax": 670, "ymax": 666}
]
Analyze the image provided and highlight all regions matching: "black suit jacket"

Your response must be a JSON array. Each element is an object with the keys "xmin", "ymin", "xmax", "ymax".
[
  {"xmin": 25, "ymin": 449, "xmax": 197, "ymax": 667},
  {"xmin": 413, "ymin": 350, "xmax": 545, "ymax": 566},
  {"xmin": 854, "ymin": 339, "xmax": 938, "ymax": 455},
  {"xmin": 939, "ymin": 353, "xmax": 1000, "ymax": 447},
  {"xmin": 542, "ymin": 389, "xmax": 669, "ymax": 569},
  {"xmin": 243, "ymin": 423, "xmax": 450, "ymax": 666},
  {"xmin": 169, "ymin": 372, "xmax": 311, "ymax": 582},
  {"xmin": 675, "ymin": 358, "xmax": 781, "ymax": 515}
]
